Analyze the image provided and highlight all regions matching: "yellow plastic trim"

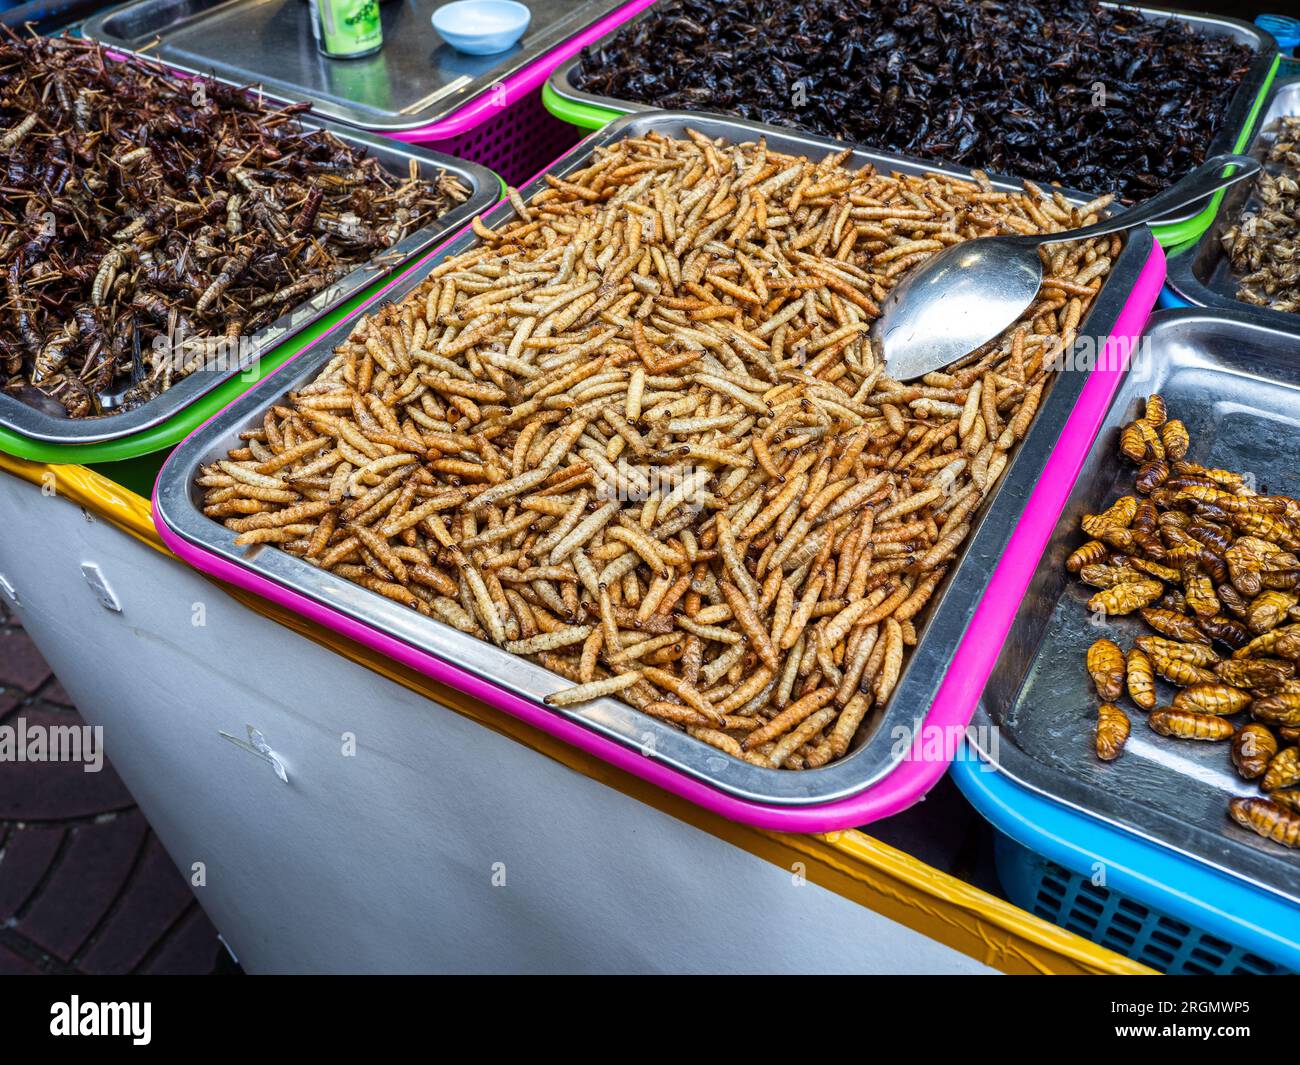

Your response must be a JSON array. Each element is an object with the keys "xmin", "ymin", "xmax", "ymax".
[
  {"xmin": 0, "ymin": 456, "xmax": 1153, "ymax": 975},
  {"xmin": 0, "ymin": 454, "xmax": 165, "ymax": 556}
]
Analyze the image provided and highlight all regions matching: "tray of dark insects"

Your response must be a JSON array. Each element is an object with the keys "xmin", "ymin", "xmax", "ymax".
[
  {"xmin": 155, "ymin": 109, "xmax": 1157, "ymax": 809},
  {"xmin": 549, "ymin": 2, "xmax": 1276, "ymax": 235},
  {"xmin": 1168, "ymin": 77, "xmax": 1300, "ymax": 337},
  {"xmin": 0, "ymin": 38, "xmax": 500, "ymax": 447},
  {"xmin": 969, "ymin": 308, "xmax": 1300, "ymax": 904},
  {"xmin": 81, "ymin": 0, "xmax": 631, "ymax": 132}
]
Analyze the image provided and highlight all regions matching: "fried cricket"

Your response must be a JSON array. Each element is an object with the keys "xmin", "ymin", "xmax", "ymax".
[{"xmin": 0, "ymin": 33, "xmax": 470, "ymax": 418}]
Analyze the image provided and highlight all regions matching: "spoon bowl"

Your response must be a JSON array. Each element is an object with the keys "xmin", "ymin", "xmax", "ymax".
[
  {"xmin": 874, "ymin": 236, "xmax": 1044, "ymax": 381},
  {"xmin": 872, "ymin": 154, "xmax": 1261, "ymax": 380}
]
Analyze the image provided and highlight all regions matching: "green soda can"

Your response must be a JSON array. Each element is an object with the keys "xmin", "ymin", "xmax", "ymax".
[{"xmin": 309, "ymin": 0, "xmax": 384, "ymax": 59}]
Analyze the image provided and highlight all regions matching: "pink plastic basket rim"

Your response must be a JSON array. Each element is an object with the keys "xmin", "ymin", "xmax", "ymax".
[
  {"xmin": 389, "ymin": 0, "xmax": 658, "ymax": 143},
  {"xmin": 154, "ymin": 240, "xmax": 1165, "ymax": 832}
]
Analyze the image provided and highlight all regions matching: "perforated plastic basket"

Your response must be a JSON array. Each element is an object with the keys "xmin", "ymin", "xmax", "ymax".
[
  {"xmin": 407, "ymin": 88, "xmax": 587, "ymax": 189},
  {"xmin": 386, "ymin": 0, "xmax": 659, "ymax": 187},
  {"xmin": 993, "ymin": 833, "xmax": 1289, "ymax": 976},
  {"xmin": 951, "ymin": 746, "xmax": 1300, "ymax": 974}
]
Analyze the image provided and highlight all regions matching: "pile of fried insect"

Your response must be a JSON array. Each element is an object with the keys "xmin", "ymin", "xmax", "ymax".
[
  {"xmin": 197, "ymin": 129, "xmax": 1119, "ymax": 773},
  {"xmin": 1071, "ymin": 395, "xmax": 1300, "ymax": 850}
]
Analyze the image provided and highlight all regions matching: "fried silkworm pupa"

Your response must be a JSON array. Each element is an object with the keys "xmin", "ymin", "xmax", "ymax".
[
  {"xmin": 1233, "ymin": 625, "xmax": 1300, "ymax": 660},
  {"xmin": 1139, "ymin": 607, "xmax": 1208, "ymax": 643},
  {"xmin": 1172, "ymin": 682, "xmax": 1253, "ymax": 716},
  {"xmin": 1148, "ymin": 707, "xmax": 1235, "ymax": 741},
  {"xmin": 1158, "ymin": 588, "xmax": 1187, "ymax": 613},
  {"xmin": 1186, "ymin": 520, "xmax": 1232, "ymax": 556},
  {"xmin": 1232, "ymin": 723, "xmax": 1278, "ymax": 780},
  {"xmin": 1135, "ymin": 459, "xmax": 1170, "ymax": 495},
  {"xmin": 1086, "ymin": 638, "xmax": 1125, "ymax": 701},
  {"xmin": 1218, "ymin": 583, "xmax": 1251, "ymax": 619},
  {"xmin": 1161, "ymin": 419, "xmax": 1190, "ymax": 461},
  {"xmin": 1134, "ymin": 634, "xmax": 1219, "ymax": 667},
  {"xmin": 1131, "ymin": 498, "xmax": 1158, "ymax": 536},
  {"xmin": 1197, "ymin": 613, "xmax": 1251, "ymax": 649},
  {"xmin": 1150, "ymin": 653, "xmax": 1218, "ymax": 687},
  {"xmin": 1248, "ymin": 590, "xmax": 1298, "ymax": 634},
  {"xmin": 1129, "ymin": 555, "xmax": 1178, "ymax": 582},
  {"xmin": 1120, "ymin": 422, "xmax": 1149, "ymax": 464},
  {"xmin": 1269, "ymin": 787, "xmax": 1300, "ymax": 813},
  {"xmin": 1096, "ymin": 702, "xmax": 1130, "ymax": 761},
  {"xmin": 1252, "ymin": 691, "xmax": 1300, "ymax": 727},
  {"xmin": 1134, "ymin": 419, "xmax": 1164, "ymax": 462},
  {"xmin": 1079, "ymin": 562, "xmax": 1142, "ymax": 588},
  {"xmin": 1082, "ymin": 496, "xmax": 1137, "ymax": 537},
  {"xmin": 1066, "ymin": 540, "xmax": 1108, "ymax": 573},
  {"xmin": 1145, "ymin": 395, "xmax": 1168, "ymax": 427},
  {"xmin": 1126, "ymin": 647, "xmax": 1156, "ymax": 710},
  {"xmin": 1217, "ymin": 657, "xmax": 1296, "ymax": 691},
  {"xmin": 1262, "ymin": 747, "xmax": 1300, "ymax": 792},
  {"xmin": 1087, "ymin": 579, "xmax": 1163, "ymax": 616},
  {"xmin": 1182, "ymin": 565, "xmax": 1220, "ymax": 617},
  {"xmin": 1229, "ymin": 798, "xmax": 1300, "ymax": 848}
]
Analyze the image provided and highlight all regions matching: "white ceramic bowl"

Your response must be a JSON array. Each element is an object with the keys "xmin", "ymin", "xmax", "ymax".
[{"xmin": 432, "ymin": 0, "xmax": 531, "ymax": 56}]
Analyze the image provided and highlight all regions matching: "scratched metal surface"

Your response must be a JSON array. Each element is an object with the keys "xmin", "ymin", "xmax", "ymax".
[
  {"xmin": 83, "ymin": 0, "xmax": 627, "ymax": 131},
  {"xmin": 973, "ymin": 308, "xmax": 1300, "ymax": 904}
]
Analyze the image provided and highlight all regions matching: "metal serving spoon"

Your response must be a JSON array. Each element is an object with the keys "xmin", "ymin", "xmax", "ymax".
[{"xmin": 873, "ymin": 153, "xmax": 1261, "ymax": 380}]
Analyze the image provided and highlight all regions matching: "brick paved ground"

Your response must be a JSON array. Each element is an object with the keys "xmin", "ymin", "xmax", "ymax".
[{"xmin": 0, "ymin": 600, "xmax": 235, "ymax": 975}]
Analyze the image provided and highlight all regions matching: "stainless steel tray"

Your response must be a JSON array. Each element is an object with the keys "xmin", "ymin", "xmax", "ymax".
[
  {"xmin": 1167, "ymin": 77, "xmax": 1300, "ymax": 338},
  {"xmin": 551, "ymin": 2, "xmax": 1276, "ymax": 226},
  {"xmin": 156, "ymin": 109, "xmax": 1153, "ymax": 807},
  {"xmin": 82, "ymin": 0, "xmax": 628, "ymax": 132},
  {"xmin": 0, "ymin": 118, "xmax": 499, "ymax": 446},
  {"xmin": 970, "ymin": 308, "xmax": 1300, "ymax": 906}
]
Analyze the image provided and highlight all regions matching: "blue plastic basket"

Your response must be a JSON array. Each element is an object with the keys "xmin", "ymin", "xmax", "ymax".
[
  {"xmin": 1158, "ymin": 284, "xmax": 1190, "ymax": 310},
  {"xmin": 1255, "ymin": 15, "xmax": 1299, "ymax": 76},
  {"xmin": 949, "ymin": 746, "xmax": 1300, "ymax": 974},
  {"xmin": 1257, "ymin": 15, "xmax": 1299, "ymax": 56},
  {"xmin": 994, "ymin": 833, "xmax": 1284, "ymax": 975}
]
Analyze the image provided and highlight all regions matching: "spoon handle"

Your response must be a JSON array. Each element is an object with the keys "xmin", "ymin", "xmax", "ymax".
[{"xmin": 1035, "ymin": 153, "xmax": 1261, "ymax": 246}]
